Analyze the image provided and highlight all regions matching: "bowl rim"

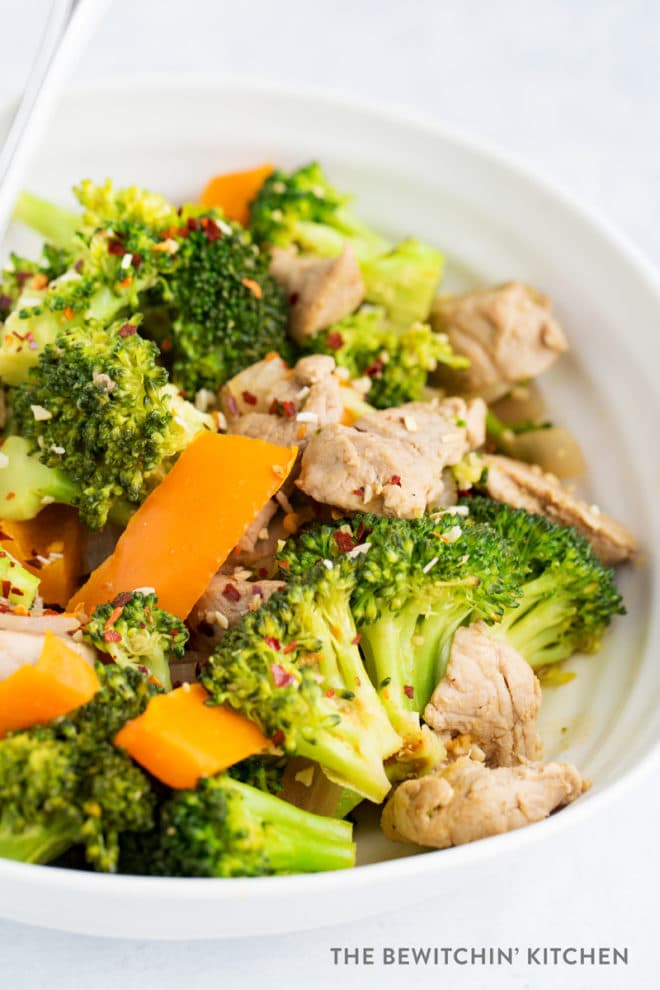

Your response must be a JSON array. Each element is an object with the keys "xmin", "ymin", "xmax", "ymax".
[{"xmin": 0, "ymin": 76, "xmax": 658, "ymax": 904}]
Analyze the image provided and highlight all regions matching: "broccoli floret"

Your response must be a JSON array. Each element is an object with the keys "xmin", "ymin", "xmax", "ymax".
[
  {"xmin": 0, "ymin": 663, "xmax": 157, "ymax": 870},
  {"xmin": 161, "ymin": 216, "xmax": 293, "ymax": 395},
  {"xmin": 0, "ymin": 435, "xmax": 80, "ymax": 521},
  {"xmin": 249, "ymin": 163, "xmax": 443, "ymax": 325},
  {"xmin": 0, "ymin": 544, "xmax": 40, "ymax": 608},
  {"xmin": 83, "ymin": 591, "xmax": 188, "ymax": 690},
  {"xmin": 11, "ymin": 317, "xmax": 212, "ymax": 528},
  {"xmin": 129, "ymin": 773, "xmax": 355, "ymax": 877},
  {"xmin": 201, "ymin": 560, "xmax": 401, "ymax": 804},
  {"xmin": 278, "ymin": 512, "xmax": 519, "ymax": 773},
  {"xmin": 2, "ymin": 182, "xmax": 181, "ymax": 386},
  {"xmin": 306, "ymin": 306, "xmax": 468, "ymax": 408},
  {"xmin": 463, "ymin": 496, "xmax": 625, "ymax": 667}
]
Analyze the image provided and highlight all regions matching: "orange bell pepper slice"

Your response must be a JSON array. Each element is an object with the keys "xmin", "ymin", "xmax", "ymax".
[
  {"xmin": 114, "ymin": 683, "xmax": 269, "ymax": 789},
  {"xmin": 200, "ymin": 163, "xmax": 273, "ymax": 226}
]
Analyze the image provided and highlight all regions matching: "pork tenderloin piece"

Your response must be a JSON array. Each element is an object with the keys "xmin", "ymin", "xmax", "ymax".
[
  {"xmin": 381, "ymin": 756, "xmax": 588, "ymax": 848},
  {"xmin": 297, "ymin": 397, "xmax": 486, "ymax": 518},
  {"xmin": 189, "ymin": 574, "xmax": 284, "ymax": 647},
  {"xmin": 223, "ymin": 354, "xmax": 353, "ymax": 451},
  {"xmin": 269, "ymin": 244, "xmax": 365, "ymax": 342},
  {"xmin": 483, "ymin": 454, "xmax": 637, "ymax": 565},
  {"xmin": 424, "ymin": 622, "xmax": 542, "ymax": 767},
  {"xmin": 432, "ymin": 281, "xmax": 568, "ymax": 400}
]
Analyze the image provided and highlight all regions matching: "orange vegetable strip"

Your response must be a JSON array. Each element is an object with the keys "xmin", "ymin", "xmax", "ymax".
[
  {"xmin": 1, "ymin": 506, "xmax": 84, "ymax": 608},
  {"xmin": 68, "ymin": 432, "xmax": 297, "ymax": 618},
  {"xmin": 114, "ymin": 683, "xmax": 269, "ymax": 789},
  {"xmin": 0, "ymin": 631, "xmax": 99, "ymax": 738},
  {"xmin": 199, "ymin": 163, "xmax": 274, "ymax": 226}
]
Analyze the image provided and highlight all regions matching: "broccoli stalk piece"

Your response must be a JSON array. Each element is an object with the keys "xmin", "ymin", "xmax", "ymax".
[
  {"xmin": 463, "ymin": 496, "xmax": 625, "ymax": 668},
  {"xmin": 0, "ymin": 663, "xmax": 158, "ymax": 870},
  {"xmin": 0, "ymin": 544, "xmax": 40, "ymax": 608},
  {"xmin": 13, "ymin": 191, "xmax": 80, "ymax": 248},
  {"xmin": 11, "ymin": 316, "xmax": 213, "ymax": 528},
  {"xmin": 83, "ymin": 591, "xmax": 188, "ymax": 691},
  {"xmin": 126, "ymin": 772, "xmax": 355, "ymax": 877},
  {"xmin": 278, "ymin": 512, "xmax": 520, "ymax": 775},
  {"xmin": 306, "ymin": 306, "xmax": 468, "ymax": 408},
  {"xmin": 0, "ymin": 436, "xmax": 79, "ymax": 521},
  {"xmin": 202, "ymin": 560, "xmax": 401, "ymax": 804},
  {"xmin": 249, "ymin": 162, "xmax": 444, "ymax": 325}
]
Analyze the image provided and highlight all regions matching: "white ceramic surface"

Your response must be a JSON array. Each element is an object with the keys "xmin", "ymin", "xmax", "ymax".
[{"xmin": 0, "ymin": 81, "xmax": 658, "ymax": 940}]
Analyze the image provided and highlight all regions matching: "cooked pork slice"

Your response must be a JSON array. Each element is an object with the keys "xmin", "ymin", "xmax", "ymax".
[
  {"xmin": 297, "ymin": 398, "xmax": 486, "ymax": 518},
  {"xmin": 190, "ymin": 574, "xmax": 285, "ymax": 647},
  {"xmin": 432, "ymin": 282, "xmax": 568, "ymax": 399},
  {"xmin": 424, "ymin": 622, "xmax": 542, "ymax": 766},
  {"xmin": 235, "ymin": 499, "xmax": 279, "ymax": 556},
  {"xmin": 269, "ymin": 245, "xmax": 365, "ymax": 342},
  {"xmin": 483, "ymin": 454, "xmax": 637, "ymax": 565},
  {"xmin": 381, "ymin": 756, "xmax": 587, "ymax": 848},
  {"xmin": 225, "ymin": 353, "xmax": 345, "ymax": 450}
]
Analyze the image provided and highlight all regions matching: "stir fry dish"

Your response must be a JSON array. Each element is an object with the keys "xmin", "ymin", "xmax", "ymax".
[{"xmin": 0, "ymin": 163, "xmax": 636, "ymax": 876}]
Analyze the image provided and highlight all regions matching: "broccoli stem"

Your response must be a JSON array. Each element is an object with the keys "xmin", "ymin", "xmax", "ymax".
[
  {"xmin": 229, "ymin": 779, "xmax": 355, "ymax": 873},
  {"xmin": 13, "ymin": 191, "xmax": 80, "ymax": 249},
  {"xmin": 495, "ymin": 575, "xmax": 584, "ymax": 668},
  {"xmin": 0, "ymin": 823, "xmax": 78, "ymax": 864}
]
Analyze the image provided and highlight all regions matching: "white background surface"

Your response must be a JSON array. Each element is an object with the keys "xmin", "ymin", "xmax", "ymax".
[{"xmin": 0, "ymin": 1, "xmax": 659, "ymax": 987}]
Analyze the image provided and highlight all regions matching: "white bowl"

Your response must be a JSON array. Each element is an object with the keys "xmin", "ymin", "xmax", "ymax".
[{"xmin": 0, "ymin": 81, "xmax": 658, "ymax": 939}]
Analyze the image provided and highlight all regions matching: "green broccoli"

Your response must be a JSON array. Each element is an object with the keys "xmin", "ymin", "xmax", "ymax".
[
  {"xmin": 0, "ymin": 435, "xmax": 80, "ymax": 521},
  {"xmin": 0, "ymin": 663, "xmax": 158, "ymax": 870},
  {"xmin": 249, "ymin": 162, "xmax": 444, "ymax": 324},
  {"xmin": 305, "ymin": 306, "xmax": 468, "ymax": 408},
  {"xmin": 1, "ymin": 181, "xmax": 181, "ymax": 386},
  {"xmin": 278, "ymin": 512, "xmax": 519, "ymax": 774},
  {"xmin": 160, "ymin": 215, "xmax": 293, "ymax": 395},
  {"xmin": 11, "ymin": 316, "xmax": 213, "ymax": 528},
  {"xmin": 0, "ymin": 544, "xmax": 40, "ymax": 608},
  {"xmin": 201, "ymin": 559, "xmax": 401, "ymax": 804},
  {"xmin": 462, "ymin": 496, "xmax": 625, "ymax": 668},
  {"xmin": 124, "ymin": 772, "xmax": 355, "ymax": 877},
  {"xmin": 83, "ymin": 590, "xmax": 188, "ymax": 690}
]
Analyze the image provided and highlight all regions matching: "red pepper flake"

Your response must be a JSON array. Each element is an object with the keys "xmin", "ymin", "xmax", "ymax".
[
  {"xmin": 271, "ymin": 729, "xmax": 285, "ymax": 747},
  {"xmin": 365, "ymin": 358, "xmax": 384, "ymax": 378},
  {"xmin": 132, "ymin": 253, "xmax": 143, "ymax": 270},
  {"xmin": 118, "ymin": 323, "xmax": 138, "ymax": 338},
  {"xmin": 225, "ymin": 394, "xmax": 239, "ymax": 418},
  {"xmin": 354, "ymin": 521, "xmax": 371, "ymax": 544},
  {"xmin": 104, "ymin": 605, "xmax": 124, "ymax": 630},
  {"xmin": 264, "ymin": 635, "xmax": 281, "ymax": 652},
  {"xmin": 242, "ymin": 390, "xmax": 258, "ymax": 406},
  {"xmin": 326, "ymin": 331, "xmax": 344, "ymax": 351},
  {"xmin": 111, "ymin": 591, "xmax": 134, "ymax": 607},
  {"xmin": 403, "ymin": 684, "xmax": 415, "ymax": 699},
  {"xmin": 271, "ymin": 663, "xmax": 296, "ymax": 688},
  {"xmin": 204, "ymin": 219, "xmax": 222, "ymax": 241},
  {"xmin": 351, "ymin": 633, "xmax": 362, "ymax": 646},
  {"xmin": 5, "ymin": 492, "xmax": 15, "ymax": 502},
  {"xmin": 1, "ymin": 580, "xmax": 11, "ymax": 598},
  {"xmin": 390, "ymin": 474, "xmax": 402, "ymax": 487},
  {"xmin": 118, "ymin": 277, "xmax": 132, "ymax": 288},
  {"xmin": 326, "ymin": 688, "xmax": 335, "ymax": 698},
  {"xmin": 107, "ymin": 238, "xmax": 124, "ymax": 255},
  {"xmin": 160, "ymin": 338, "xmax": 172, "ymax": 352},
  {"xmin": 222, "ymin": 582, "xmax": 241, "ymax": 602},
  {"xmin": 283, "ymin": 641, "xmax": 298, "ymax": 654},
  {"xmin": 241, "ymin": 278, "xmax": 263, "ymax": 300},
  {"xmin": 269, "ymin": 398, "xmax": 296, "ymax": 419},
  {"xmin": 10, "ymin": 587, "xmax": 23, "ymax": 597},
  {"xmin": 103, "ymin": 629, "xmax": 123, "ymax": 643},
  {"xmin": 289, "ymin": 292, "xmax": 299, "ymax": 306},
  {"xmin": 63, "ymin": 306, "xmax": 74, "ymax": 320},
  {"xmin": 352, "ymin": 487, "xmax": 365, "ymax": 497},
  {"xmin": 258, "ymin": 567, "xmax": 268, "ymax": 578},
  {"xmin": 187, "ymin": 217, "xmax": 200, "ymax": 232},
  {"xmin": 334, "ymin": 530, "xmax": 356, "ymax": 554}
]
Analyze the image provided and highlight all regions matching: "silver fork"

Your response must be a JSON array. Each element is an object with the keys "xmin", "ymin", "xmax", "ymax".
[{"xmin": 0, "ymin": 0, "xmax": 109, "ymax": 243}]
